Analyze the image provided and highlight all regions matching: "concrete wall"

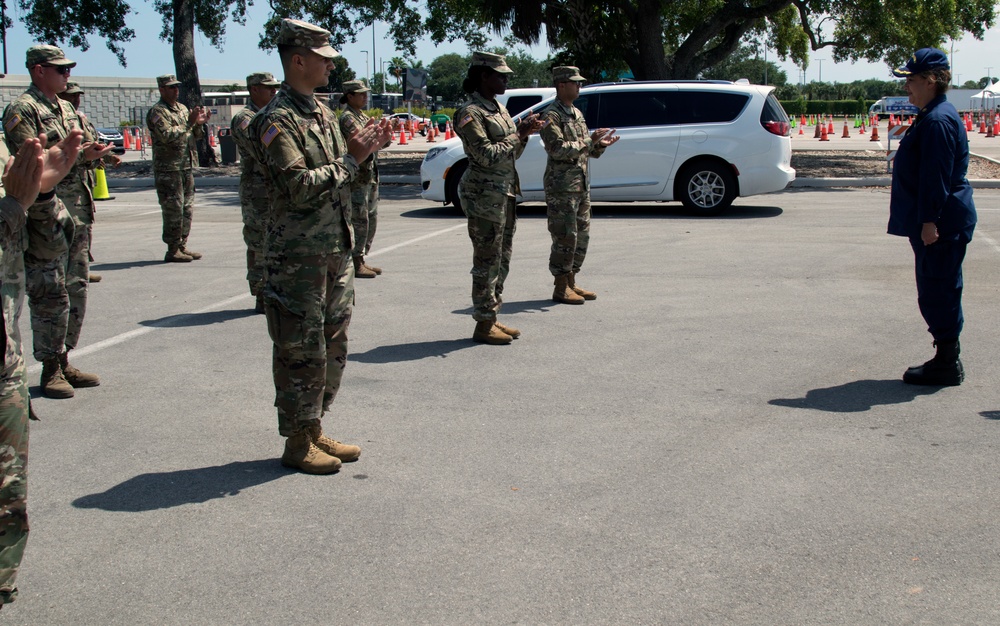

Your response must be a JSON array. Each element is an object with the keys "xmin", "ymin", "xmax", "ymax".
[{"xmin": 0, "ymin": 75, "xmax": 242, "ymax": 129}]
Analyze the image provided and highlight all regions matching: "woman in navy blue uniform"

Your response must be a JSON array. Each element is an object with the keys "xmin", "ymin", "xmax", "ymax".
[{"xmin": 888, "ymin": 48, "xmax": 976, "ymax": 386}]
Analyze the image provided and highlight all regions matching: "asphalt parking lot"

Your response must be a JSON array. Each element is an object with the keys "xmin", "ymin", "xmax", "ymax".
[{"xmin": 6, "ymin": 184, "xmax": 1000, "ymax": 624}]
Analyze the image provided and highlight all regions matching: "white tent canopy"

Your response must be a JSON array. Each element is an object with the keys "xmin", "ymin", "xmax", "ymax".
[{"xmin": 971, "ymin": 80, "xmax": 1000, "ymax": 108}]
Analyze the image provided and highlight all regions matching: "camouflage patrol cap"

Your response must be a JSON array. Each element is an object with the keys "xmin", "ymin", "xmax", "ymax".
[
  {"xmin": 247, "ymin": 71, "xmax": 280, "ymax": 88},
  {"xmin": 276, "ymin": 18, "xmax": 340, "ymax": 59},
  {"xmin": 157, "ymin": 74, "xmax": 182, "ymax": 87},
  {"xmin": 26, "ymin": 45, "xmax": 76, "ymax": 69},
  {"xmin": 62, "ymin": 81, "xmax": 85, "ymax": 95},
  {"xmin": 552, "ymin": 66, "xmax": 586, "ymax": 84},
  {"xmin": 339, "ymin": 80, "xmax": 371, "ymax": 103},
  {"xmin": 470, "ymin": 51, "xmax": 514, "ymax": 74}
]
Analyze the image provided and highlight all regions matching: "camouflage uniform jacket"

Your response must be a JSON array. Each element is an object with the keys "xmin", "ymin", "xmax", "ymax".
[
  {"xmin": 0, "ymin": 189, "xmax": 32, "ymax": 386},
  {"xmin": 454, "ymin": 92, "xmax": 527, "ymax": 220},
  {"xmin": 249, "ymin": 84, "xmax": 357, "ymax": 257},
  {"xmin": 65, "ymin": 110, "xmax": 99, "ymax": 222},
  {"xmin": 540, "ymin": 100, "xmax": 606, "ymax": 195},
  {"xmin": 339, "ymin": 106, "xmax": 378, "ymax": 187},
  {"xmin": 146, "ymin": 99, "xmax": 203, "ymax": 172},
  {"xmin": 2, "ymin": 85, "xmax": 87, "ymax": 224},
  {"xmin": 231, "ymin": 101, "xmax": 270, "ymax": 206}
]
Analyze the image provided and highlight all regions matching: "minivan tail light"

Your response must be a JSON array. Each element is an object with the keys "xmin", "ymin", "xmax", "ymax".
[{"xmin": 763, "ymin": 120, "xmax": 790, "ymax": 136}]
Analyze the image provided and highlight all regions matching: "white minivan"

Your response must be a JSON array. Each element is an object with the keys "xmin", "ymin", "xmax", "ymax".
[{"xmin": 420, "ymin": 80, "xmax": 794, "ymax": 216}]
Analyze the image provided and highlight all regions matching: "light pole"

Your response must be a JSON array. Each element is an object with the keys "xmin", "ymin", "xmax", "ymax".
[
  {"xmin": 816, "ymin": 58, "xmax": 825, "ymax": 83},
  {"xmin": 381, "ymin": 60, "xmax": 389, "ymax": 93},
  {"xmin": 987, "ymin": 66, "xmax": 994, "ymax": 87},
  {"xmin": 361, "ymin": 51, "xmax": 369, "ymax": 86}
]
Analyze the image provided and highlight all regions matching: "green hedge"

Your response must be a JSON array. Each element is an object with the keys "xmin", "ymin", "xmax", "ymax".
[{"xmin": 780, "ymin": 99, "xmax": 876, "ymax": 116}]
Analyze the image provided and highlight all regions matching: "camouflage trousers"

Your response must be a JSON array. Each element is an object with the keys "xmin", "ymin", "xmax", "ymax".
[
  {"xmin": 0, "ymin": 374, "xmax": 29, "ymax": 606},
  {"xmin": 547, "ymin": 192, "xmax": 591, "ymax": 277},
  {"xmin": 264, "ymin": 251, "xmax": 355, "ymax": 436},
  {"xmin": 65, "ymin": 217, "xmax": 91, "ymax": 350},
  {"xmin": 350, "ymin": 182, "xmax": 378, "ymax": 258},
  {"xmin": 240, "ymin": 198, "xmax": 268, "ymax": 296},
  {"xmin": 25, "ymin": 209, "xmax": 73, "ymax": 362},
  {"xmin": 154, "ymin": 169, "xmax": 195, "ymax": 248},
  {"xmin": 467, "ymin": 198, "xmax": 517, "ymax": 322}
]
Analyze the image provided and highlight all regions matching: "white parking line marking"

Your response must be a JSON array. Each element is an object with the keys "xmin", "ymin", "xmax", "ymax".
[{"xmin": 27, "ymin": 223, "xmax": 466, "ymax": 371}]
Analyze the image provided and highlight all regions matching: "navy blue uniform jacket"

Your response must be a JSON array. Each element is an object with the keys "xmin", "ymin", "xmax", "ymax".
[{"xmin": 888, "ymin": 94, "xmax": 976, "ymax": 241}]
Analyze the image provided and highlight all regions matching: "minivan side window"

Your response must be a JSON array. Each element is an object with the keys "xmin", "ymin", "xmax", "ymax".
[
  {"xmin": 596, "ymin": 91, "xmax": 672, "ymax": 128},
  {"xmin": 668, "ymin": 92, "xmax": 750, "ymax": 124},
  {"xmin": 505, "ymin": 96, "xmax": 543, "ymax": 117}
]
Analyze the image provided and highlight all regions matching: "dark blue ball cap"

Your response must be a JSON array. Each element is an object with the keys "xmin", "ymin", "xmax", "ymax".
[{"xmin": 892, "ymin": 48, "xmax": 950, "ymax": 77}]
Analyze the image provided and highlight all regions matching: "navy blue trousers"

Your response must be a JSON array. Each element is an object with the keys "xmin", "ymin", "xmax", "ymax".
[{"xmin": 910, "ymin": 237, "xmax": 967, "ymax": 342}]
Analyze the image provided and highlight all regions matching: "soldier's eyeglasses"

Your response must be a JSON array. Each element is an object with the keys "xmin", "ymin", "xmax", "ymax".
[{"xmin": 42, "ymin": 65, "xmax": 72, "ymax": 76}]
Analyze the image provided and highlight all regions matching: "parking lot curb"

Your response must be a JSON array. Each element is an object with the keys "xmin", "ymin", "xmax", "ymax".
[{"xmin": 791, "ymin": 178, "xmax": 1000, "ymax": 189}]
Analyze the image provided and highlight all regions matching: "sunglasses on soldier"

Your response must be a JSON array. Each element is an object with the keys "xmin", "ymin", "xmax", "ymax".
[{"xmin": 42, "ymin": 64, "xmax": 72, "ymax": 76}]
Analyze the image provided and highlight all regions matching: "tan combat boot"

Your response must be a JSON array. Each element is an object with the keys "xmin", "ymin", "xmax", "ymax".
[
  {"xmin": 306, "ymin": 424, "xmax": 361, "ymax": 462},
  {"xmin": 281, "ymin": 431, "xmax": 342, "ymax": 474},
  {"xmin": 40, "ymin": 358, "xmax": 74, "ymax": 398},
  {"xmin": 568, "ymin": 273, "xmax": 597, "ymax": 300},
  {"xmin": 472, "ymin": 320, "xmax": 513, "ymax": 345},
  {"xmin": 494, "ymin": 320, "xmax": 521, "ymax": 339},
  {"xmin": 353, "ymin": 256, "xmax": 376, "ymax": 278},
  {"xmin": 364, "ymin": 260, "xmax": 382, "ymax": 275},
  {"xmin": 60, "ymin": 352, "xmax": 101, "ymax": 388},
  {"xmin": 164, "ymin": 247, "xmax": 193, "ymax": 263},
  {"xmin": 553, "ymin": 275, "xmax": 585, "ymax": 305},
  {"xmin": 180, "ymin": 246, "xmax": 202, "ymax": 260},
  {"xmin": 88, "ymin": 273, "xmax": 102, "ymax": 283}
]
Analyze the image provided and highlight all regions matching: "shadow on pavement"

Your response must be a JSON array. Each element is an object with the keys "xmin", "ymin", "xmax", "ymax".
[
  {"xmin": 979, "ymin": 410, "xmax": 1000, "ymax": 420},
  {"xmin": 451, "ymin": 299, "xmax": 554, "ymax": 316},
  {"xmin": 72, "ymin": 459, "xmax": 288, "ymax": 512},
  {"xmin": 769, "ymin": 379, "xmax": 941, "ymax": 413},
  {"xmin": 353, "ymin": 338, "xmax": 475, "ymax": 363},
  {"xmin": 139, "ymin": 308, "xmax": 257, "ymax": 328},
  {"xmin": 90, "ymin": 259, "xmax": 165, "ymax": 272},
  {"xmin": 400, "ymin": 204, "xmax": 784, "ymax": 220}
]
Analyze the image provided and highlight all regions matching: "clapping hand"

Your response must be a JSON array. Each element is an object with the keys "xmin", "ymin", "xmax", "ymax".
[
  {"xmin": 591, "ymin": 128, "xmax": 620, "ymax": 147},
  {"xmin": 516, "ymin": 113, "xmax": 546, "ymax": 140}
]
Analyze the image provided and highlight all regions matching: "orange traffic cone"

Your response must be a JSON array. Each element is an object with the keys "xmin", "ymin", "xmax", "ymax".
[
  {"xmin": 870, "ymin": 123, "xmax": 880, "ymax": 142},
  {"xmin": 123, "ymin": 128, "xmax": 132, "ymax": 150},
  {"xmin": 798, "ymin": 123, "xmax": 804, "ymax": 136},
  {"xmin": 399, "ymin": 129, "xmax": 407, "ymax": 145},
  {"xmin": 820, "ymin": 124, "xmax": 829, "ymax": 141},
  {"xmin": 859, "ymin": 120, "xmax": 866, "ymax": 134},
  {"xmin": 426, "ymin": 126, "xmax": 436, "ymax": 142},
  {"xmin": 827, "ymin": 118, "xmax": 834, "ymax": 135},
  {"xmin": 841, "ymin": 119, "xmax": 850, "ymax": 138},
  {"xmin": 813, "ymin": 122, "xmax": 822, "ymax": 138},
  {"xmin": 135, "ymin": 132, "xmax": 143, "ymax": 152},
  {"xmin": 988, "ymin": 122, "xmax": 995, "ymax": 139},
  {"xmin": 445, "ymin": 123, "xmax": 453, "ymax": 140}
]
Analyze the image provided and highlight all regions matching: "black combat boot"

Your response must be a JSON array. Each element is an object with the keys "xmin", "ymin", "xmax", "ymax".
[{"xmin": 903, "ymin": 339, "xmax": 964, "ymax": 386}]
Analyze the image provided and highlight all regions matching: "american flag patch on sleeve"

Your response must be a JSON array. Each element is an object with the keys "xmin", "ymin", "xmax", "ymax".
[
  {"xmin": 457, "ymin": 114, "xmax": 473, "ymax": 128},
  {"xmin": 151, "ymin": 113, "xmax": 161, "ymax": 125},
  {"xmin": 4, "ymin": 114, "xmax": 21, "ymax": 133},
  {"xmin": 239, "ymin": 117, "xmax": 250, "ymax": 130},
  {"xmin": 262, "ymin": 123, "xmax": 281, "ymax": 147}
]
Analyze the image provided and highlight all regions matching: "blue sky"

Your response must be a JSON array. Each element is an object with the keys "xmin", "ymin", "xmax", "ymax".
[{"xmin": 1, "ymin": 2, "xmax": 998, "ymax": 86}]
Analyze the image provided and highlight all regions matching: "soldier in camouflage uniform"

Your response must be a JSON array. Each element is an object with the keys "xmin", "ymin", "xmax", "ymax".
[
  {"xmin": 231, "ymin": 71, "xmax": 280, "ymax": 313},
  {"xmin": 540, "ymin": 66, "xmax": 619, "ymax": 305},
  {"xmin": 146, "ymin": 74, "xmax": 211, "ymax": 262},
  {"xmin": 250, "ymin": 18, "xmax": 392, "ymax": 474},
  {"xmin": 58, "ymin": 81, "xmax": 121, "ymax": 286},
  {"xmin": 339, "ymin": 80, "xmax": 387, "ymax": 279},
  {"xmin": 0, "ymin": 129, "xmax": 83, "ymax": 609},
  {"xmin": 3, "ymin": 46, "xmax": 110, "ymax": 399},
  {"xmin": 454, "ymin": 52, "xmax": 544, "ymax": 345}
]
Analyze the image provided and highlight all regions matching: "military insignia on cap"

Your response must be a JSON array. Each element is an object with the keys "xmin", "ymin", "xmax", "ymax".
[
  {"xmin": 457, "ymin": 114, "xmax": 473, "ymax": 128},
  {"xmin": 262, "ymin": 123, "xmax": 282, "ymax": 147},
  {"xmin": 4, "ymin": 114, "xmax": 22, "ymax": 133}
]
